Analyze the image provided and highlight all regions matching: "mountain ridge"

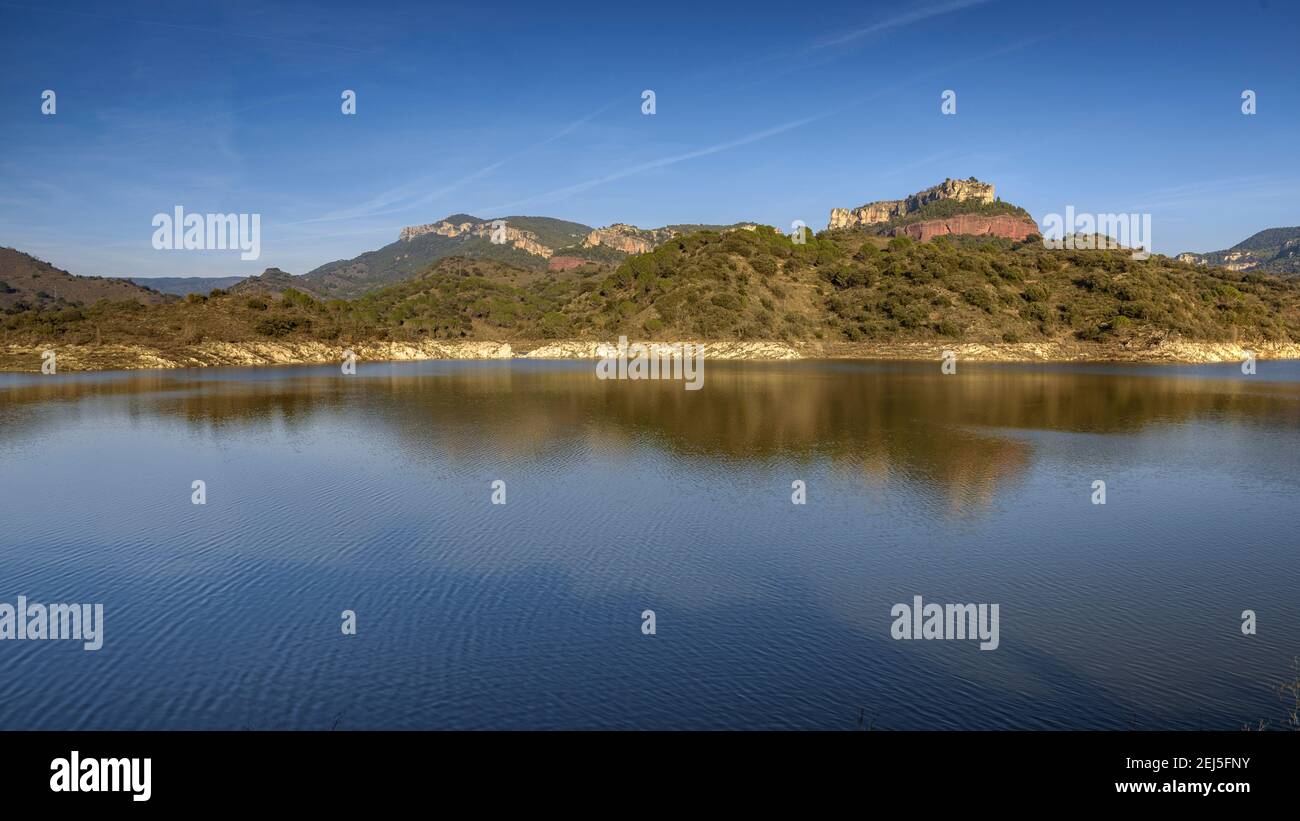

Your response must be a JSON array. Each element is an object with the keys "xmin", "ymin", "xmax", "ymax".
[
  {"xmin": 7, "ymin": 221, "xmax": 1300, "ymax": 372},
  {"xmin": 1177, "ymin": 227, "xmax": 1300, "ymax": 276},
  {"xmin": 299, "ymin": 214, "xmax": 761, "ymax": 298},
  {"xmin": 0, "ymin": 247, "xmax": 171, "ymax": 310},
  {"xmin": 123, "ymin": 276, "xmax": 245, "ymax": 297}
]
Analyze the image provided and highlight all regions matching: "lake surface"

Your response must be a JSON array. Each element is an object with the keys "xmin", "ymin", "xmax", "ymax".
[{"xmin": 1, "ymin": 358, "xmax": 1297, "ymax": 730}]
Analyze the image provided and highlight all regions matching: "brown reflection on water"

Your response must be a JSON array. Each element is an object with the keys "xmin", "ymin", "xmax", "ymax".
[{"xmin": 3, "ymin": 361, "xmax": 1297, "ymax": 509}]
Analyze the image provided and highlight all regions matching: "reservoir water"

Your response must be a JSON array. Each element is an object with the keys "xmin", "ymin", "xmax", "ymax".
[{"xmin": 0, "ymin": 359, "xmax": 1296, "ymax": 729}]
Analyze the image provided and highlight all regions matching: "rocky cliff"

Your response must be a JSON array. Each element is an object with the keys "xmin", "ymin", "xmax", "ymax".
[
  {"xmin": 547, "ymin": 255, "xmax": 590, "ymax": 272},
  {"xmin": 582, "ymin": 224, "xmax": 661, "ymax": 255},
  {"xmin": 829, "ymin": 177, "xmax": 996, "ymax": 230},
  {"xmin": 891, "ymin": 213, "xmax": 1039, "ymax": 243},
  {"xmin": 583, "ymin": 222, "xmax": 766, "ymax": 254},
  {"xmin": 400, "ymin": 219, "xmax": 553, "ymax": 258}
]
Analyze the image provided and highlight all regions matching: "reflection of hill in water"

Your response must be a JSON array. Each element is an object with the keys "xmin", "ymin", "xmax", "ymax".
[{"xmin": 3, "ymin": 362, "xmax": 1297, "ymax": 508}]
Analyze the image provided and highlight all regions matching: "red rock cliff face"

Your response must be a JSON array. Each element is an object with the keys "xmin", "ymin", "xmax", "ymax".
[
  {"xmin": 891, "ymin": 214, "xmax": 1039, "ymax": 243},
  {"xmin": 547, "ymin": 256, "xmax": 588, "ymax": 272}
]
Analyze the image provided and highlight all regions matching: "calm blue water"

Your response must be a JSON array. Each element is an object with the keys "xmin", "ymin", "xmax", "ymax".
[{"xmin": 0, "ymin": 359, "xmax": 1297, "ymax": 729}]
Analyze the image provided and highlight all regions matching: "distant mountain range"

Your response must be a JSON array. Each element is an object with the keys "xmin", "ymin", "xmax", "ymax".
[
  {"xmin": 8, "ymin": 216, "xmax": 1300, "ymax": 372},
  {"xmin": 123, "ymin": 275, "xmax": 245, "ymax": 296},
  {"xmin": 214, "ymin": 181, "xmax": 1033, "ymax": 301},
  {"xmin": 298, "ymin": 214, "xmax": 758, "ymax": 299},
  {"xmin": 1177, "ymin": 227, "xmax": 1300, "ymax": 276},
  {"xmin": 11, "ymin": 180, "xmax": 1300, "ymax": 321},
  {"xmin": 22, "ymin": 180, "xmax": 1066, "ymax": 304},
  {"xmin": 6, "ymin": 174, "xmax": 1300, "ymax": 372}
]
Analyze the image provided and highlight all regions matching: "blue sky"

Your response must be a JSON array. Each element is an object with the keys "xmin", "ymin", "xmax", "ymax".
[{"xmin": 1, "ymin": 0, "xmax": 1296, "ymax": 277}]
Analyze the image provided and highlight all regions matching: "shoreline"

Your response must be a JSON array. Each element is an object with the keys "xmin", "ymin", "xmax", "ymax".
[{"xmin": 3, "ymin": 338, "xmax": 1299, "ymax": 373}]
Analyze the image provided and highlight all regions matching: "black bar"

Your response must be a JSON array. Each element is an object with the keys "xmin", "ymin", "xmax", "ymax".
[{"xmin": 5, "ymin": 730, "xmax": 1289, "ymax": 808}]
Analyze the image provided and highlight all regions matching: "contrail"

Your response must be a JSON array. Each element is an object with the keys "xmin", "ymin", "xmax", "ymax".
[
  {"xmin": 297, "ymin": 1, "xmax": 1006, "ymax": 224},
  {"xmin": 476, "ymin": 37, "xmax": 1043, "ymax": 215},
  {"xmin": 475, "ymin": 115, "xmax": 824, "ymax": 214},
  {"xmin": 691, "ymin": 0, "xmax": 1000, "ymax": 82},
  {"xmin": 816, "ymin": 0, "xmax": 997, "ymax": 49},
  {"xmin": 280, "ymin": 99, "xmax": 619, "ymax": 227}
]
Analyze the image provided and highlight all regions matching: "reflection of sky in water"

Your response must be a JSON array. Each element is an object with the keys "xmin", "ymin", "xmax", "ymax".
[{"xmin": 0, "ymin": 360, "xmax": 1297, "ymax": 729}]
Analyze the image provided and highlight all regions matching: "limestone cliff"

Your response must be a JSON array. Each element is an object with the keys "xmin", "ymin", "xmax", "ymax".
[
  {"xmin": 829, "ymin": 177, "xmax": 997, "ymax": 230},
  {"xmin": 582, "ymin": 224, "xmax": 674, "ymax": 255},
  {"xmin": 583, "ymin": 222, "xmax": 767, "ymax": 254},
  {"xmin": 399, "ymin": 219, "xmax": 553, "ymax": 258},
  {"xmin": 398, "ymin": 219, "xmax": 477, "ymax": 241}
]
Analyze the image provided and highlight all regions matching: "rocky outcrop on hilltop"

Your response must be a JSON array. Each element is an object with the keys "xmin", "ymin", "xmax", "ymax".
[
  {"xmin": 582, "ymin": 224, "xmax": 675, "ymax": 255},
  {"xmin": 583, "ymin": 222, "xmax": 768, "ymax": 254},
  {"xmin": 891, "ymin": 214, "xmax": 1039, "ymax": 243},
  {"xmin": 829, "ymin": 177, "xmax": 996, "ymax": 230},
  {"xmin": 1178, "ymin": 249, "xmax": 1256, "ymax": 271},
  {"xmin": 398, "ymin": 219, "xmax": 474, "ymax": 241},
  {"xmin": 400, "ymin": 219, "xmax": 552, "ymax": 258}
]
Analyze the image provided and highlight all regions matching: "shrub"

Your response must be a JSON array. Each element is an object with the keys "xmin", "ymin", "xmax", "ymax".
[
  {"xmin": 281, "ymin": 288, "xmax": 319, "ymax": 309},
  {"xmin": 962, "ymin": 287, "xmax": 995, "ymax": 312},
  {"xmin": 254, "ymin": 316, "xmax": 297, "ymax": 337},
  {"xmin": 710, "ymin": 292, "xmax": 742, "ymax": 310},
  {"xmin": 1023, "ymin": 283, "xmax": 1050, "ymax": 302},
  {"xmin": 749, "ymin": 255, "xmax": 777, "ymax": 276},
  {"xmin": 854, "ymin": 242, "xmax": 880, "ymax": 260},
  {"xmin": 539, "ymin": 311, "xmax": 569, "ymax": 338}
]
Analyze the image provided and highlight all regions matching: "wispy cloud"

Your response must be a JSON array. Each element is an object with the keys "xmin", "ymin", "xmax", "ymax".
[{"xmin": 814, "ymin": 0, "xmax": 997, "ymax": 49}]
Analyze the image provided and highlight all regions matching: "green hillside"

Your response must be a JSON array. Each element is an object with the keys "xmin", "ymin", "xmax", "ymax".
[
  {"xmin": 5, "ymin": 227, "xmax": 1299, "ymax": 361},
  {"xmin": 577, "ymin": 227, "xmax": 1299, "ymax": 344},
  {"xmin": 301, "ymin": 215, "xmax": 595, "ymax": 298},
  {"xmin": 1231, "ymin": 227, "xmax": 1300, "ymax": 253},
  {"xmin": 297, "ymin": 216, "xmax": 759, "ymax": 300}
]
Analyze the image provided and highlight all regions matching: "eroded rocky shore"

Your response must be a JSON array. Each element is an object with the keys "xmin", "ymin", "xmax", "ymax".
[{"xmin": 3, "ymin": 338, "xmax": 1298, "ymax": 373}]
